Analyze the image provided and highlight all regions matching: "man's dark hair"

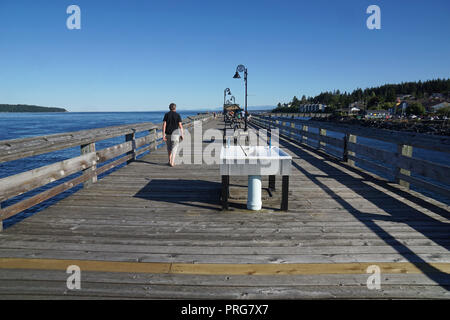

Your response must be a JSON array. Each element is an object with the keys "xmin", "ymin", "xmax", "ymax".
[{"xmin": 169, "ymin": 103, "xmax": 176, "ymax": 111}]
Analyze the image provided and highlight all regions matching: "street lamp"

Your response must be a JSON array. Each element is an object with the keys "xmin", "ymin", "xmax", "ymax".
[
  {"xmin": 233, "ymin": 64, "xmax": 248, "ymax": 131},
  {"xmin": 224, "ymin": 88, "xmax": 232, "ymax": 106}
]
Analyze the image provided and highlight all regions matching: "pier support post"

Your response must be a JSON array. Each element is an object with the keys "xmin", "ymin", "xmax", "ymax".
[
  {"xmin": 80, "ymin": 142, "xmax": 97, "ymax": 188},
  {"xmin": 396, "ymin": 144, "xmax": 413, "ymax": 189},
  {"xmin": 125, "ymin": 130, "xmax": 136, "ymax": 164}
]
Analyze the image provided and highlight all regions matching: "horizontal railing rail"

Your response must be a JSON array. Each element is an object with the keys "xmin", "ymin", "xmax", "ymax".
[
  {"xmin": 258, "ymin": 112, "xmax": 332, "ymax": 118},
  {"xmin": 250, "ymin": 115, "xmax": 450, "ymax": 199},
  {"xmin": 0, "ymin": 113, "xmax": 213, "ymax": 224}
]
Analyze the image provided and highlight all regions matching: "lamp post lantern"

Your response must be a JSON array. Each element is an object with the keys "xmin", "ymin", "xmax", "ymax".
[
  {"xmin": 224, "ymin": 88, "xmax": 231, "ymax": 107},
  {"xmin": 233, "ymin": 64, "xmax": 248, "ymax": 131}
]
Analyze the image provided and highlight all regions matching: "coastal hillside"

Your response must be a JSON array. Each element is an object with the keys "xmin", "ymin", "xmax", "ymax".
[
  {"xmin": 274, "ymin": 78, "xmax": 450, "ymax": 113},
  {"xmin": 0, "ymin": 104, "xmax": 67, "ymax": 113}
]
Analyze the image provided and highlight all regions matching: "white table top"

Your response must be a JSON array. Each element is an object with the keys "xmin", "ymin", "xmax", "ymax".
[{"xmin": 220, "ymin": 146, "xmax": 292, "ymax": 160}]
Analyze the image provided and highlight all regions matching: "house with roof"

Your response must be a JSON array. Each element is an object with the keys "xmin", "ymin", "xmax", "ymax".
[
  {"xmin": 430, "ymin": 101, "xmax": 450, "ymax": 112},
  {"xmin": 365, "ymin": 110, "xmax": 390, "ymax": 119},
  {"xmin": 298, "ymin": 104, "xmax": 327, "ymax": 113}
]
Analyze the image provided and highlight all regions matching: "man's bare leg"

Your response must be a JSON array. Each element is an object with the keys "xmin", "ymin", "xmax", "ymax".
[
  {"xmin": 168, "ymin": 150, "xmax": 173, "ymax": 166},
  {"xmin": 171, "ymin": 152, "xmax": 176, "ymax": 167}
]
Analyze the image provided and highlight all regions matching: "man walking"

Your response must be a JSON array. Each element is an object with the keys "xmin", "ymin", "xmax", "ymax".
[{"xmin": 162, "ymin": 103, "xmax": 184, "ymax": 167}]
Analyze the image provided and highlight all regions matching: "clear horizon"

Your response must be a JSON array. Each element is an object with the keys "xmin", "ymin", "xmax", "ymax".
[{"xmin": 1, "ymin": 0, "xmax": 449, "ymax": 112}]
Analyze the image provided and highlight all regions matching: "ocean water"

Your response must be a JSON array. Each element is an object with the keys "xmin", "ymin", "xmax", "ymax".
[{"xmin": 0, "ymin": 111, "xmax": 203, "ymax": 228}]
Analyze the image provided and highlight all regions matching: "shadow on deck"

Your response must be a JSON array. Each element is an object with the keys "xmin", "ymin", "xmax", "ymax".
[
  {"xmin": 278, "ymin": 134, "xmax": 450, "ymax": 289},
  {"xmin": 134, "ymin": 179, "xmax": 221, "ymax": 211}
]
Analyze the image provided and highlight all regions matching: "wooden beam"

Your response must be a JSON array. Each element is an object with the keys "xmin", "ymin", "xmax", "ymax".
[
  {"xmin": 0, "ymin": 172, "xmax": 92, "ymax": 221},
  {"xmin": 0, "ymin": 152, "xmax": 97, "ymax": 202},
  {"xmin": 302, "ymin": 125, "xmax": 308, "ymax": 145},
  {"xmin": 319, "ymin": 128, "xmax": 327, "ymax": 150},
  {"xmin": 125, "ymin": 130, "xmax": 136, "ymax": 164},
  {"xmin": 0, "ymin": 123, "xmax": 157, "ymax": 163},
  {"xmin": 80, "ymin": 143, "xmax": 97, "ymax": 188},
  {"xmin": 345, "ymin": 134, "xmax": 357, "ymax": 166},
  {"xmin": 0, "ymin": 258, "xmax": 449, "ymax": 275},
  {"xmin": 396, "ymin": 144, "xmax": 413, "ymax": 189},
  {"xmin": 256, "ymin": 115, "xmax": 450, "ymax": 153},
  {"xmin": 150, "ymin": 128, "xmax": 158, "ymax": 150}
]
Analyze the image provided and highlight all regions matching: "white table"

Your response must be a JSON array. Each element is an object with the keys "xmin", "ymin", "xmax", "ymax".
[{"xmin": 219, "ymin": 146, "xmax": 292, "ymax": 210}]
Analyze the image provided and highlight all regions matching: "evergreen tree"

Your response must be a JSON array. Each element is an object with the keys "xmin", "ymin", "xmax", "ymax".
[{"xmin": 406, "ymin": 102, "xmax": 425, "ymax": 115}]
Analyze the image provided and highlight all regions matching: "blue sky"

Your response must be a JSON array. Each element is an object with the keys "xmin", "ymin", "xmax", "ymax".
[{"xmin": 0, "ymin": 0, "xmax": 449, "ymax": 111}]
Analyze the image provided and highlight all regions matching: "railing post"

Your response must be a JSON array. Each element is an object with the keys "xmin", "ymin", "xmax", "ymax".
[
  {"xmin": 290, "ymin": 120, "xmax": 295, "ymax": 140},
  {"xmin": 125, "ymin": 129, "xmax": 136, "ymax": 164},
  {"xmin": 344, "ymin": 134, "xmax": 357, "ymax": 165},
  {"xmin": 80, "ymin": 142, "xmax": 97, "ymax": 188},
  {"xmin": 149, "ymin": 128, "xmax": 158, "ymax": 150},
  {"xmin": 301, "ymin": 125, "xmax": 308, "ymax": 145},
  {"xmin": 396, "ymin": 144, "xmax": 413, "ymax": 188},
  {"xmin": 319, "ymin": 128, "xmax": 327, "ymax": 150}
]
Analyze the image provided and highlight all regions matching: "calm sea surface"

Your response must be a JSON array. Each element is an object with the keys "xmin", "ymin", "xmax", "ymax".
[{"xmin": 0, "ymin": 111, "xmax": 202, "ymax": 228}]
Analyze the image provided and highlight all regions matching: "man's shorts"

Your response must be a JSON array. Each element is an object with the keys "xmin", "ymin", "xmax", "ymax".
[{"xmin": 166, "ymin": 134, "xmax": 180, "ymax": 153}]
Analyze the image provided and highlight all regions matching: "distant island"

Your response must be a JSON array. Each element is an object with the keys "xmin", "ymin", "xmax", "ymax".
[{"xmin": 0, "ymin": 104, "xmax": 68, "ymax": 113}]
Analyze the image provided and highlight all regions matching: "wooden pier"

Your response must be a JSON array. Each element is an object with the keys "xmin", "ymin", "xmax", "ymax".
[{"xmin": 0, "ymin": 115, "xmax": 449, "ymax": 299}]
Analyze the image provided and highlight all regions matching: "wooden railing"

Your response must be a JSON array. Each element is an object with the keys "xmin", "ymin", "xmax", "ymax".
[
  {"xmin": 0, "ymin": 113, "xmax": 213, "ymax": 225},
  {"xmin": 258, "ymin": 112, "xmax": 332, "ymax": 118},
  {"xmin": 251, "ymin": 115, "xmax": 450, "ymax": 199}
]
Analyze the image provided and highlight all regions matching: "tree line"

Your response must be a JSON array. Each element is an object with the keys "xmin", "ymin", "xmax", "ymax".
[
  {"xmin": 273, "ymin": 78, "xmax": 450, "ymax": 113},
  {"xmin": 0, "ymin": 104, "xmax": 67, "ymax": 113}
]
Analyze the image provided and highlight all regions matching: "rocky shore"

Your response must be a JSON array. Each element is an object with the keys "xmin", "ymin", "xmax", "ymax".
[{"xmin": 312, "ymin": 116, "xmax": 450, "ymax": 136}]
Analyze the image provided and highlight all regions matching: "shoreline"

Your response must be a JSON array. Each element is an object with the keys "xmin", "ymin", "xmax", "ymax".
[{"xmin": 311, "ymin": 116, "xmax": 450, "ymax": 136}]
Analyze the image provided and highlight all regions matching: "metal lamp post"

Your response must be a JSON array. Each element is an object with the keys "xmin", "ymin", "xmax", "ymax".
[
  {"xmin": 224, "ymin": 88, "xmax": 231, "ymax": 107},
  {"xmin": 233, "ymin": 64, "xmax": 248, "ymax": 131}
]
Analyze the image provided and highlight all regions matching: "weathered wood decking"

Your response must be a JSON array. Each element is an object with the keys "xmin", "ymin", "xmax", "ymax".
[{"xmin": 0, "ymin": 118, "xmax": 449, "ymax": 299}]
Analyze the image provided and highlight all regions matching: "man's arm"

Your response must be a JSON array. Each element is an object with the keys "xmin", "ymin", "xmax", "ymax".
[{"xmin": 162, "ymin": 121, "xmax": 167, "ymax": 141}]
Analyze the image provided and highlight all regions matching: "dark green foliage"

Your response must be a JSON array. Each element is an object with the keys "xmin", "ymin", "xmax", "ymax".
[
  {"xmin": 406, "ymin": 102, "xmax": 426, "ymax": 116},
  {"xmin": 273, "ymin": 78, "xmax": 450, "ymax": 113},
  {"xmin": 367, "ymin": 96, "xmax": 381, "ymax": 110},
  {"xmin": 0, "ymin": 104, "xmax": 67, "ymax": 112}
]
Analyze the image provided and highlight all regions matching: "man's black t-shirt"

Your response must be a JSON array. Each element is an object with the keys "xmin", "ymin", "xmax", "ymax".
[{"xmin": 163, "ymin": 111, "xmax": 182, "ymax": 135}]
